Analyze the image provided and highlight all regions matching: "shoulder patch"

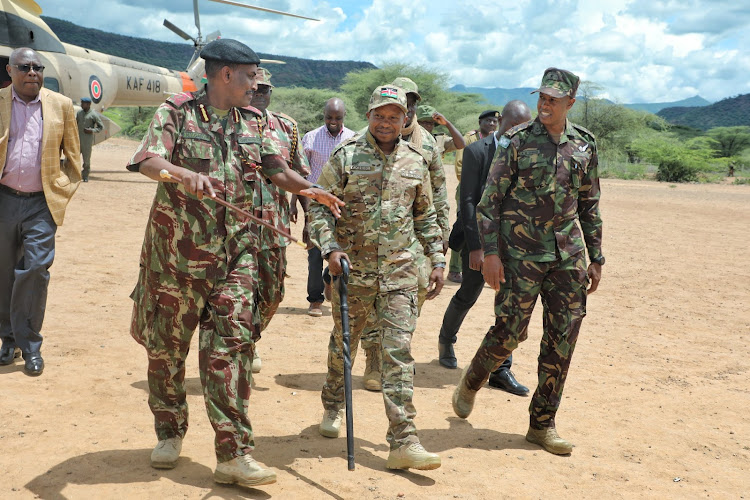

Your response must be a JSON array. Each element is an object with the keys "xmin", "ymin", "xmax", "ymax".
[
  {"xmin": 498, "ymin": 136, "xmax": 511, "ymax": 149},
  {"xmin": 505, "ymin": 120, "xmax": 533, "ymax": 138},
  {"xmin": 166, "ymin": 91, "xmax": 196, "ymax": 108}
]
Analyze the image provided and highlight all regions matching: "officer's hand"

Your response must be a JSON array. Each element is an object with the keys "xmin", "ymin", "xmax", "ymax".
[
  {"xmin": 432, "ymin": 112, "xmax": 448, "ymax": 126},
  {"xmin": 302, "ymin": 223, "xmax": 312, "ymax": 250},
  {"xmin": 328, "ymin": 251, "xmax": 351, "ymax": 276},
  {"xmin": 290, "ymin": 199, "xmax": 299, "ymax": 223},
  {"xmin": 426, "ymin": 267, "xmax": 445, "ymax": 300},
  {"xmin": 181, "ymin": 170, "xmax": 216, "ymax": 200},
  {"xmin": 482, "ymin": 254, "xmax": 505, "ymax": 291},
  {"xmin": 85, "ymin": 129, "xmax": 94, "ymax": 134},
  {"xmin": 301, "ymin": 187, "xmax": 344, "ymax": 219},
  {"xmin": 587, "ymin": 263, "xmax": 602, "ymax": 294},
  {"xmin": 469, "ymin": 249, "xmax": 484, "ymax": 271},
  {"xmin": 442, "ymin": 239, "xmax": 449, "ymax": 254}
]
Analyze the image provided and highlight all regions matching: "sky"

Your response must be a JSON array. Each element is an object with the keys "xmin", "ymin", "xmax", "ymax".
[{"xmin": 36, "ymin": 0, "xmax": 750, "ymax": 104}]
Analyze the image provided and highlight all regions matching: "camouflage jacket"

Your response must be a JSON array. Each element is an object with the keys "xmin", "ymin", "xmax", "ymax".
[
  {"xmin": 477, "ymin": 118, "xmax": 603, "ymax": 263},
  {"xmin": 404, "ymin": 125, "xmax": 450, "ymax": 241},
  {"xmin": 257, "ymin": 109, "xmax": 311, "ymax": 250},
  {"xmin": 127, "ymin": 87, "xmax": 283, "ymax": 280},
  {"xmin": 309, "ymin": 131, "xmax": 446, "ymax": 291}
]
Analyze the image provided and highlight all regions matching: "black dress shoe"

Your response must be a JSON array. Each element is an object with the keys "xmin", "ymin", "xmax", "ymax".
[
  {"xmin": 438, "ymin": 342, "xmax": 458, "ymax": 369},
  {"xmin": 488, "ymin": 369, "xmax": 529, "ymax": 396},
  {"xmin": 23, "ymin": 352, "xmax": 44, "ymax": 376},
  {"xmin": 0, "ymin": 342, "xmax": 20, "ymax": 365}
]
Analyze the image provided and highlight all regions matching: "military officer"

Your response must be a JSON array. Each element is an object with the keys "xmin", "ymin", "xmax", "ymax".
[
  {"xmin": 309, "ymin": 85, "xmax": 445, "ymax": 471},
  {"xmin": 126, "ymin": 38, "xmax": 342, "ymax": 489},
  {"xmin": 452, "ymin": 68, "xmax": 604, "ymax": 456},
  {"xmin": 76, "ymin": 96, "xmax": 103, "ymax": 181},
  {"xmin": 357, "ymin": 77, "xmax": 452, "ymax": 392},
  {"xmin": 414, "ymin": 104, "xmax": 465, "ymax": 158},
  {"xmin": 248, "ymin": 67, "xmax": 311, "ymax": 373}
]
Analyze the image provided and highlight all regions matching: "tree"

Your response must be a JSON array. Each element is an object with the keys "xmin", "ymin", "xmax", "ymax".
[{"xmin": 706, "ymin": 126, "xmax": 750, "ymax": 157}]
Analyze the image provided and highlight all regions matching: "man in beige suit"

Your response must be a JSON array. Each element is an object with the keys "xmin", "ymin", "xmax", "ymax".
[{"xmin": 0, "ymin": 47, "xmax": 81, "ymax": 376}]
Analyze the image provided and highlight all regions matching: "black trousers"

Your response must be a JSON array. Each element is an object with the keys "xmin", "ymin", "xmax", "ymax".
[
  {"xmin": 439, "ymin": 244, "xmax": 511, "ymax": 372},
  {"xmin": 0, "ymin": 190, "xmax": 56, "ymax": 354}
]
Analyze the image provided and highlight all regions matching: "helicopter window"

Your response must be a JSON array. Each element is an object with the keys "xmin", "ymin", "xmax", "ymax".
[
  {"xmin": 29, "ymin": 30, "xmax": 34, "ymax": 41},
  {"xmin": 43, "ymin": 77, "xmax": 59, "ymax": 93}
]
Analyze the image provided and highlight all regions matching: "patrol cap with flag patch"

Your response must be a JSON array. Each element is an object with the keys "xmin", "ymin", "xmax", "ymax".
[
  {"xmin": 391, "ymin": 77, "xmax": 421, "ymax": 101},
  {"xmin": 416, "ymin": 104, "xmax": 437, "ymax": 122},
  {"xmin": 256, "ymin": 67, "xmax": 273, "ymax": 88},
  {"xmin": 200, "ymin": 38, "xmax": 260, "ymax": 65},
  {"xmin": 368, "ymin": 85, "xmax": 408, "ymax": 113},
  {"xmin": 479, "ymin": 109, "xmax": 499, "ymax": 120},
  {"xmin": 531, "ymin": 67, "xmax": 580, "ymax": 98}
]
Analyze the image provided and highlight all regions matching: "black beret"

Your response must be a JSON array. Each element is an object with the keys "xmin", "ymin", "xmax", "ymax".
[
  {"xmin": 479, "ymin": 109, "xmax": 500, "ymax": 120},
  {"xmin": 200, "ymin": 39, "xmax": 260, "ymax": 65}
]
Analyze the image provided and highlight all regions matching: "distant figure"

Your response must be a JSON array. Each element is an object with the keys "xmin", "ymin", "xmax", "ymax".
[
  {"xmin": 439, "ymin": 101, "xmax": 531, "ymax": 398},
  {"xmin": 0, "ymin": 47, "xmax": 82, "ymax": 376},
  {"xmin": 728, "ymin": 163, "xmax": 735, "ymax": 177},
  {"xmin": 291, "ymin": 97, "xmax": 355, "ymax": 318},
  {"xmin": 76, "ymin": 97, "xmax": 103, "ymax": 182}
]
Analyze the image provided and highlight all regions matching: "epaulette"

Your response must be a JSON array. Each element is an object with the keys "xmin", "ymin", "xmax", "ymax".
[
  {"xmin": 239, "ymin": 105, "xmax": 262, "ymax": 117},
  {"xmin": 166, "ymin": 91, "xmax": 196, "ymax": 108},
  {"xmin": 572, "ymin": 123, "xmax": 597, "ymax": 142},
  {"xmin": 504, "ymin": 119, "xmax": 534, "ymax": 138},
  {"xmin": 468, "ymin": 130, "xmax": 479, "ymax": 137},
  {"xmin": 331, "ymin": 135, "xmax": 359, "ymax": 156},
  {"xmin": 404, "ymin": 141, "xmax": 428, "ymax": 160},
  {"xmin": 269, "ymin": 110, "xmax": 297, "ymax": 126}
]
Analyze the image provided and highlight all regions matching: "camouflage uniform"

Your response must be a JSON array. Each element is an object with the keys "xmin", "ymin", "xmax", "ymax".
[
  {"xmin": 76, "ymin": 107, "xmax": 103, "ymax": 181},
  {"xmin": 256, "ymin": 110, "xmax": 310, "ymax": 332},
  {"xmin": 468, "ymin": 116, "xmax": 603, "ymax": 429},
  {"xmin": 126, "ymin": 88, "xmax": 283, "ymax": 462},
  {"xmin": 309, "ymin": 130, "xmax": 445, "ymax": 449}
]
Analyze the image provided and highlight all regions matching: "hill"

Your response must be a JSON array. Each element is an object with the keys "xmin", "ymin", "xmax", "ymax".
[
  {"xmin": 657, "ymin": 94, "xmax": 750, "ymax": 130},
  {"xmin": 42, "ymin": 16, "xmax": 376, "ymax": 90},
  {"xmin": 625, "ymin": 95, "xmax": 711, "ymax": 114}
]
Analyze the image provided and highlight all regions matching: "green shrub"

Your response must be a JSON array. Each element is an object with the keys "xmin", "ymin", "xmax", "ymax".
[{"xmin": 656, "ymin": 159, "xmax": 698, "ymax": 182}]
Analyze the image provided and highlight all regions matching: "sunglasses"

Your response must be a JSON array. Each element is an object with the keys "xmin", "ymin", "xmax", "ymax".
[{"xmin": 13, "ymin": 64, "xmax": 45, "ymax": 73}]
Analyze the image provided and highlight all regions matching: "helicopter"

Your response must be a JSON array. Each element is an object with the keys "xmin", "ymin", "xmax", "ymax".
[{"xmin": 0, "ymin": 0, "xmax": 318, "ymax": 143}]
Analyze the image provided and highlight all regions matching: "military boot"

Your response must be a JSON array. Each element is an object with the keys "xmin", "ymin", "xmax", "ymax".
[
  {"xmin": 214, "ymin": 454, "xmax": 277, "ymax": 487},
  {"xmin": 150, "ymin": 436, "xmax": 182, "ymax": 469},
  {"xmin": 386, "ymin": 442, "xmax": 441, "ymax": 470},
  {"xmin": 525, "ymin": 427, "xmax": 574, "ymax": 455},
  {"xmin": 363, "ymin": 347, "xmax": 382, "ymax": 391},
  {"xmin": 251, "ymin": 348, "xmax": 262, "ymax": 374},
  {"xmin": 452, "ymin": 366, "xmax": 478, "ymax": 419},
  {"xmin": 319, "ymin": 408, "xmax": 345, "ymax": 438}
]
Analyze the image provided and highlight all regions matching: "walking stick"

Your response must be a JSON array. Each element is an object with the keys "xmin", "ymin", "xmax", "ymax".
[
  {"xmin": 338, "ymin": 259, "xmax": 355, "ymax": 470},
  {"xmin": 159, "ymin": 169, "xmax": 305, "ymax": 248}
]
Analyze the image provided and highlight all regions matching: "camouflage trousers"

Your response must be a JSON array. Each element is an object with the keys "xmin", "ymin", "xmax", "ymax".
[
  {"xmin": 256, "ymin": 246, "xmax": 286, "ymax": 333},
  {"xmin": 322, "ymin": 283, "xmax": 421, "ymax": 449},
  {"xmin": 361, "ymin": 252, "xmax": 428, "ymax": 351},
  {"xmin": 129, "ymin": 258, "xmax": 260, "ymax": 462},
  {"xmin": 464, "ymin": 252, "xmax": 588, "ymax": 429}
]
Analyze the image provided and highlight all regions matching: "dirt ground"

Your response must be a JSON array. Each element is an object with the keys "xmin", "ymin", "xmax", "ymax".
[{"xmin": 1, "ymin": 137, "xmax": 748, "ymax": 499}]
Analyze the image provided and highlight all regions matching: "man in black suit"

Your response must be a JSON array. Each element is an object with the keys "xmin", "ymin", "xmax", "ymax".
[{"xmin": 439, "ymin": 100, "xmax": 532, "ymax": 396}]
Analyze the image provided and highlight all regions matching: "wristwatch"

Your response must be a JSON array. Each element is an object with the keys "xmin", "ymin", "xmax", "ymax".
[
  {"xmin": 433, "ymin": 263, "xmax": 446, "ymax": 269},
  {"xmin": 591, "ymin": 255, "xmax": 605, "ymax": 266},
  {"xmin": 309, "ymin": 183, "xmax": 324, "ymax": 190}
]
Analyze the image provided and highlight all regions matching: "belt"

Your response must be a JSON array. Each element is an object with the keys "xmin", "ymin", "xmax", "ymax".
[{"xmin": 0, "ymin": 184, "xmax": 44, "ymax": 198}]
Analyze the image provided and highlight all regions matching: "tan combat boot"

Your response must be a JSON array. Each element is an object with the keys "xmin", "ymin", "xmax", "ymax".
[
  {"xmin": 214, "ymin": 454, "xmax": 277, "ymax": 487},
  {"xmin": 525, "ymin": 427, "xmax": 574, "ymax": 455},
  {"xmin": 319, "ymin": 408, "xmax": 345, "ymax": 438},
  {"xmin": 452, "ymin": 365, "xmax": 478, "ymax": 419},
  {"xmin": 251, "ymin": 348, "xmax": 262, "ymax": 373},
  {"xmin": 150, "ymin": 436, "xmax": 182, "ymax": 469},
  {"xmin": 386, "ymin": 442, "xmax": 441, "ymax": 470},
  {"xmin": 363, "ymin": 346, "xmax": 382, "ymax": 391}
]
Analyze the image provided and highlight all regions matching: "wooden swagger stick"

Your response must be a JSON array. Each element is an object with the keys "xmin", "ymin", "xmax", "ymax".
[{"xmin": 159, "ymin": 169, "xmax": 305, "ymax": 248}]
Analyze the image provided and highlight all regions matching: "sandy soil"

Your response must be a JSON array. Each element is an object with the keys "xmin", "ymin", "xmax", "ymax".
[{"xmin": 1, "ymin": 137, "xmax": 748, "ymax": 499}]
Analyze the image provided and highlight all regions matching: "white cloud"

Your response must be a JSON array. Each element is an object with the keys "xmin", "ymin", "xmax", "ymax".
[{"xmin": 35, "ymin": 0, "xmax": 750, "ymax": 103}]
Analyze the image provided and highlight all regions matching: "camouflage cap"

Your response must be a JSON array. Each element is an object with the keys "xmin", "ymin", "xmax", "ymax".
[
  {"xmin": 531, "ymin": 67, "xmax": 580, "ymax": 98},
  {"xmin": 368, "ymin": 85, "xmax": 408, "ymax": 114},
  {"xmin": 256, "ymin": 67, "xmax": 274, "ymax": 88},
  {"xmin": 416, "ymin": 104, "xmax": 437, "ymax": 122},
  {"xmin": 200, "ymin": 38, "xmax": 260, "ymax": 65},
  {"xmin": 391, "ymin": 77, "xmax": 421, "ymax": 101}
]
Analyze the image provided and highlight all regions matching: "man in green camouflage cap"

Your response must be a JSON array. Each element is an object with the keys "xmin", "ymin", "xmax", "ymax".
[
  {"xmin": 415, "ymin": 104, "xmax": 465, "ymax": 158},
  {"xmin": 126, "ymin": 38, "xmax": 343, "ymax": 490},
  {"xmin": 452, "ymin": 67, "xmax": 604, "ymax": 456},
  {"xmin": 248, "ymin": 67, "xmax": 311, "ymax": 374},
  {"xmin": 309, "ymin": 84, "xmax": 445, "ymax": 471},
  {"xmin": 355, "ymin": 76, "xmax": 453, "ymax": 393}
]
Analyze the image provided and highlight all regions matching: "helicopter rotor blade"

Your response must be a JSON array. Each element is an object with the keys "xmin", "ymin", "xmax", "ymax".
[
  {"xmin": 163, "ymin": 19, "xmax": 196, "ymax": 44},
  {"xmin": 209, "ymin": 0, "xmax": 320, "ymax": 22},
  {"xmin": 260, "ymin": 59, "xmax": 286, "ymax": 65},
  {"xmin": 193, "ymin": 0, "xmax": 202, "ymax": 37},
  {"xmin": 204, "ymin": 30, "xmax": 221, "ymax": 43}
]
